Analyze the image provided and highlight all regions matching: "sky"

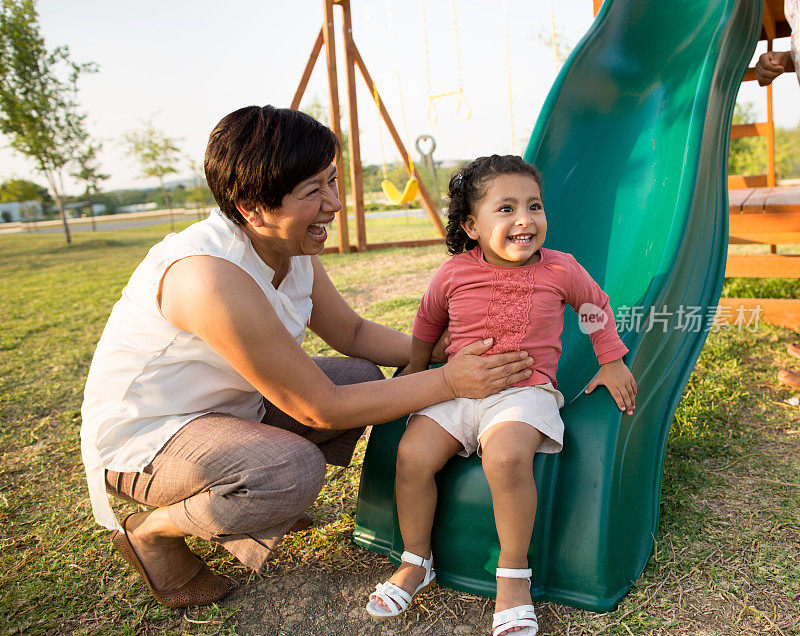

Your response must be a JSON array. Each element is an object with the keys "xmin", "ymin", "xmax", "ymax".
[{"xmin": 0, "ymin": 0, "xmax": 798, "ymax": 195}]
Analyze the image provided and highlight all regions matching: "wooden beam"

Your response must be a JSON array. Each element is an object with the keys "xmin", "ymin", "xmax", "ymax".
[
  {"xmin": 742, "ymin": 67, "xmax": 757, "ymax": 82},
  {"xmin": 730, "ymin": 122, "xmax": 770, "ymax": 138},
  {"xmin": 718, "ymin": 298, "xmax": 800, "ymax": 329},
  {"xmin": 728, "ymin": 174, "xmax": 768, "ymax": 189},
  {"xmin": 351, "ymin": 42, "xmax": 446, "ymax": 238},
  {"xmin": 592, "ymin": 0, "xmax": 603, "ymax": 16},
  {"xmin": 356, "ymin": 238, "xmax": 444, "ymax": 251},
  {"xmin": 340, "ymin": 0, "xmax": 367, "ymax": 251},
  {"xmin": 291, "ymin": 28, "xmax": 324, "ymax": 110},
  {"xmin": 765, "ymin": 204, "xmax": 800, "ymax": 216},
  {"xmin": 725, "ymin": 255, "xmax": 800, "ymax": 278},
  {"xmin": 729, "ymin": 211, "xmax": 800, "ymax": 233},
  {"xmin": 729, "ymin": 233, "xmax": 800, "ymax": 245},
  {"xmin": 320, "ymin": 238, "xmax": 443, "ymax": 255},
  {"xmin": 322, "ymin": 0, "xmax": 350, "ymax": 253}
]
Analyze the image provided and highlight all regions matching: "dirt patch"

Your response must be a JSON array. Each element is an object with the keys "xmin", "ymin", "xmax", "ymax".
[{"xmin": 225, "ymin": 562, "xmax": 496, "ymax": 636}]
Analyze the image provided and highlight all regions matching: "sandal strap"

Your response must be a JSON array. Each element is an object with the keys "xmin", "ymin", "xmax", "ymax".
[
  {"xmin": 492, "ymin": 605, "xmax": 538, "ymax": 636},
  {"xmin": 496, "ymin": 567, "xmax": 532, "ymax": 580},
  {"xmin": 369, "ymin": 581, "xmax": 412, "ymax": 613},
  {"xmin": 400, "ymin": 550, "xmax": 431, "ymax": 568}
]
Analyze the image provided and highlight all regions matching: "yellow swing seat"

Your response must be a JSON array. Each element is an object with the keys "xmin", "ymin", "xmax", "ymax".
[{"xmin": 381, "ymin": 177, "xmax": 419, "ymax": 204}]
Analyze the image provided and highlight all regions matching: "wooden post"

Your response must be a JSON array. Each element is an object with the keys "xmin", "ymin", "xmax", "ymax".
[
  {"xmin": 351, "ymin": 42, "xmax": 446, "ymax": 237},
  {"xmin": 766, "ymin": 43, "xmax": 776, "ymax": 190},
  {"xmin": 291, "ymin": 29, "xmax": 324, "ymax": 110},
  {"xmin": 764, "ymin": 4, "xmax": 777, "ymax": 252},
  {"xmin": 763, "ymin": 1, "xmax": 777, "ymax": 192},
  {"xmin": 322, "ymin": 0, "xmax": 351, "ymax": 253},
  {"xmin": 340, "ymin": 0, "xmax": 367, "ymax": 251}
]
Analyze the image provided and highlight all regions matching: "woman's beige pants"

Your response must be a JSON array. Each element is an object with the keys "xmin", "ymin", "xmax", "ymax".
[{"xmin": 105, "ymin": 356, "xmax": 382, "ymax": 571}]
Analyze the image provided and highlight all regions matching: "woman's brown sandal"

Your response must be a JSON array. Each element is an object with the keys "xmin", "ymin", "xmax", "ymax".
[
  {"xmin": 111, "ymin": 514, "xmax": 231, "ymax": 608},
  {"xmin": 288, "ymin": 513, "xmax": 313, "ymax": 533}
]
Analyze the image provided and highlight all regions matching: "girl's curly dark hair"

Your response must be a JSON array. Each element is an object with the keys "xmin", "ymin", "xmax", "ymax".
[{"xmin": 445, "ymin": 155, "xmax": 543, "ymax": 255}]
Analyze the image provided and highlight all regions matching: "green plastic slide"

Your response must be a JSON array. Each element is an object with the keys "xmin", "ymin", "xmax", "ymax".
[{"xmin": 354, "ymin": 0, "xmax": 760, "ymax": 611}]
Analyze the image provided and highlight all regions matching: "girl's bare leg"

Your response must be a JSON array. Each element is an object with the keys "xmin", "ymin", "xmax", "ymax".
[
  {"xmin": 372, "ymin": 414, "xmax": 462, "ymax": 609},
  {"xmin": 479, "ymin": 421, "xmax": 544, "ymax": 635}
]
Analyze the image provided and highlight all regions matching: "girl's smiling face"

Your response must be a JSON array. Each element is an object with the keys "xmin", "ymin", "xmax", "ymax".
[{"xmin": 461, "ymin": 173, "xmax": 546, "ymax": 267}]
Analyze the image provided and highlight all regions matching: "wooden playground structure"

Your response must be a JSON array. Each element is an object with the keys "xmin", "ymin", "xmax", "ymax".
[
  {"xmin": 721, "ymin": 0, "xmax": 800, "ymax": 328},
  {"xmin": 290, "ymin": 0, "xmax": 445, "ymax": 255},
  {"xmin": 296, "ymin": 0, "xmax": 799, "ymax": 326}
]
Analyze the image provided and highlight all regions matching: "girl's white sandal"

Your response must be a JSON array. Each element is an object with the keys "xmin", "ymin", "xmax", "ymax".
[
  {"xmin": 492, "ymin": 567, "xmax": 538, "ymax": 636},
  {"xmin": 366, "ymin": 550, "xmax": 436, "ymax": 618}
]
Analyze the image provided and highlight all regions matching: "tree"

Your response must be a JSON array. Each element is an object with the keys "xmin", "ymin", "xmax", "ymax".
[
  {"xmin": 534, "ymin": 18, "xmax": 573, "ymax": 72},
  {"xmin": 728, "ymin": 103, "xmax": 800, "ymax": 181},
  {"xmin": 0, "ymin": 177, "xmax": 51, "ymax": 204},
  {"xmin": 70, "ymin": 140, "xmax": 109, "ymax": 230},
  {"xmin": 302, "ymin": 95, "xmax": 351, "ymax": 191},
  {"xmin": 775, "ymin": 124, "xmax": 800, "ymax": 181},
  {"xmin": 123, "ymin": 120, "xmax": 181, "ymax": 230},
  {"xmin": 186, "ymin": 158, "xmax": 212, "ymax": 219},
  {"xmin": 0, "ymin": 0, "xmax": 97, "ymax": 243},
  {"xmin": 728, "ymin": 102, "xmax": 766, "ymax": 177}
]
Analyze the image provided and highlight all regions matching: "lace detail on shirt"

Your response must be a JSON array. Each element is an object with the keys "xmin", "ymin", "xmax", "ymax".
[{"xmin": 483, "ymin": 267, "xmax": 536, "ymax": 354}]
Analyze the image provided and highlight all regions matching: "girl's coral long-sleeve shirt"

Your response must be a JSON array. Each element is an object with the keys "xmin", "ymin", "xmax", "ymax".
[{"xmin": 412, "ymin": 247, "xmax": 628, "ymax": 389}]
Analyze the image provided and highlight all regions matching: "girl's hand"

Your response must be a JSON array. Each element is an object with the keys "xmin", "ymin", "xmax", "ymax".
[
  {"xmin": 441, "ymin": 338, "xmax": 533, "ymax": 399},
  {"xmin": 430, "ymin": 329, "xmax": 451, "ymax": 363},
  {"xmin": 585, "ymin": 359, "xmax": 637, "ymax": 415}
]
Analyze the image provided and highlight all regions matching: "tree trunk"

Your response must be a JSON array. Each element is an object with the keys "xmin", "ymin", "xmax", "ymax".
[
  {"xmin": 44, "ymin": 170, "xmax": 71, "ymax": 244},
  {"xmin": 87, "ymin": 193, "xmax": 96, "ymax": 231},
  {"xmin": 56, "ymin": 195, "xmax": 71, "ymax": 243},
  {"xmin": 159, "ymin": 178, "xmax": 173, "ymax": 231}
]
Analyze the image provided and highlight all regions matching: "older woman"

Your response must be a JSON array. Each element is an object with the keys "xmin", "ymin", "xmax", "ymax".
[{"xmin": 80, "ymin": 105, "xmax": 534, "ymax": 607}]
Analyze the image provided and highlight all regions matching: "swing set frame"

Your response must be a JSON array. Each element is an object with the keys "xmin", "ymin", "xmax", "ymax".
[{"xmin": 291, "ymin": 0, "xmax": 446, "ymax": 254}]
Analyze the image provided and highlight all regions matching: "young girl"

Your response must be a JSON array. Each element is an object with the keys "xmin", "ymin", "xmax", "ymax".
[{"xmin": 365, "ymin": 155, "xmax": 636, "ymax": 636}]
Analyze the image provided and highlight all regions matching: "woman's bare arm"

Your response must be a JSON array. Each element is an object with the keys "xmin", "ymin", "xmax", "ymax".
[{"xmin": 160, "ymin": 256, "xmax": 532, "ymax": 430}]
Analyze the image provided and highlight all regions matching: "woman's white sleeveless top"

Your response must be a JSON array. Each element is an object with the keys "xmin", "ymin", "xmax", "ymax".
[{"xmin": 80, "ymin": 209, "xmax": 314, "ymax": 530}]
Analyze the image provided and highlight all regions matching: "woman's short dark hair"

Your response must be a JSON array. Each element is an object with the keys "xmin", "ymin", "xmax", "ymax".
[
  {"xmin": 445, "ymin": 154, "xmax": 543, "ymax": 255},
  {"xmin": 204, "ymin": 105, "xmax": 340, "ymax": 226}
]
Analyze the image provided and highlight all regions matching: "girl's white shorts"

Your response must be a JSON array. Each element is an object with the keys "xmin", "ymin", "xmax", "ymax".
[{"xmin": 410, "ymin": 383, "xmax": 565, "ymax": 457}]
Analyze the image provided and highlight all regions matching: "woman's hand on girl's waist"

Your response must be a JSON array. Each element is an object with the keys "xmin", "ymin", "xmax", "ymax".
[{"xmin": 441, "ymin": 338, "xmax": 534, "ymax": 399}]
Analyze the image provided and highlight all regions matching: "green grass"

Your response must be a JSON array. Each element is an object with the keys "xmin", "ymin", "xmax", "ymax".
[
  {"xmin": 722, "ymin": 276, "xmax": 800, "ymax": 299},
  {"xmin": 323, "ymin": 213, "xmax": 444, "ymax": 249},
  {"xmin": 1, "ymin": 223, "xmax": 799, "ymax": 634}
]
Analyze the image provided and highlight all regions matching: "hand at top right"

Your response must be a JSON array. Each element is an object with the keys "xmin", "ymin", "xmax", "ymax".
[{"xmin": 755, "ymin": 51, "xmax": 790, "ymax": 86}]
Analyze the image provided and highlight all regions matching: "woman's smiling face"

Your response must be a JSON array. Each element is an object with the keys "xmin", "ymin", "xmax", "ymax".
[
  {"xmin": 461, "ymin": 173, "xmax": 546, "ymax": 267},
  {"xmin": 280, "ymin": 163, "xmax": 341, "ymax": 254},
  {"xmin": 240, "ymin": 164, "xmax": 341, "ymax": 263}
]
